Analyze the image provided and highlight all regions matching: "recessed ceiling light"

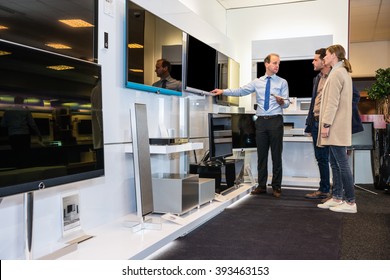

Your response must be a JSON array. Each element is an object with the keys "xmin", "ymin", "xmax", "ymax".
[
  {"xmin": 46, "ymin": 65, "xmax": 75, "ymax": 71},
  {"xmin": 0, "ymin": 50, "xmax": 12, "ymax": 56},
  {"xmin": 59, "ymin": 19, "xmax": 94, "ymax": 28},
  {"xmin": 45, "ymin": 43, "xmax": 72, "ymax": 49},
  {"xmin": 0, "ymin": 25, "xmax": 9, "ymax": 30},
  {"xmin": 129, "ymin": 69, "xmax": 144, "ymax": 73},
  {"xmin": 128, "ymin": 43, "xmax": 144, "ymax": 48}
]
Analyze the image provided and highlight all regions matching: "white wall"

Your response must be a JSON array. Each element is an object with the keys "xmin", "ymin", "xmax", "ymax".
[
  {"xmin": 350, "ymin": 41, "xmax": 390, "ymax": 77},
  {"xmin": 226, "ymin": 0, "xmax": 349, "ymax": 110},
  {"xmin": 0, "ymin": 0, "xmax": 350, "ymax": 259}
]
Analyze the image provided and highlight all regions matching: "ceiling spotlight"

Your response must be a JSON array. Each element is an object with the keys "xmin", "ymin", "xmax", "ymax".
[
  {"xmin": 46, "ymin": 65, "xmax": 75, "ymax": 71},
  {"xmin": 128, "ymin": 43, "xmax": 143, "ymax": 49},
  {"xmin": 129, "ymin": 69, "xmax": 144, "ymax": 73},
  {"xmin": 45, "ymin": 43, "xmax": 72, "ymax": 49},
  {"xmin": 59, "ymin": 19, "xmax": 94, "ymax": 28},
  {"xmin": 0, "ymin": 50, "xmax": 12, "ymax": 56}
]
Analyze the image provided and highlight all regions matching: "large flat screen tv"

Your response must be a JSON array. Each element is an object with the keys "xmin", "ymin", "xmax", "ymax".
[
  {"xmin": 125, "ymin": 1, "xmax": 183, "ymax": 96},
  {"xmin": 0, "ymin": 0, "xmax": 97, "ymax": 62},
  {"xmin": 0, "ymin": 39, "xmax": 104, "ymax": 198},
  {"xmin": 184, "ymin": 34, "xmax": 218, "ymax": 95},
  {"xmin": 214, "ymin": 52, "xmax": 239, "ymax": 106},
  {"xmin": 257, "ymin": 59, "xmax": 316, "ymax": 98}
]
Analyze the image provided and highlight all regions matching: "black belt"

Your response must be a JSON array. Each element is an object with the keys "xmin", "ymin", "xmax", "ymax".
[
  {"xmin": 314, "ymin": 116, "xmax": 319, "ymax": 121},
  {"xmin": 257, "ymin": 115, "xmax": 281, "ymax": 119}
]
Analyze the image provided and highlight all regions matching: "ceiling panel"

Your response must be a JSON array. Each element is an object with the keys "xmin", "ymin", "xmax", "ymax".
[
  {"xmin": 216, "ymin": 0, "xmax": 314, "ymax": 9},
  {"xmin": 0, "ymin": 0, "xmax": 388, "ymax": 60}
]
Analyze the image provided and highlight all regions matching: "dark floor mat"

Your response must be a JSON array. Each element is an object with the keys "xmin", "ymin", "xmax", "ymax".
[{"xmin": 152, "ymin": 189, "xmax": 343, "ymax": 260}]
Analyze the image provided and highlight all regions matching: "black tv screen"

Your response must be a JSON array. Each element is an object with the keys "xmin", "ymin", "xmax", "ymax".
[
  {"xmin": 78, "ymin": 119, "xmax": 93, "ymax": 135},
  {"xmin": 257, "ymin": 59, "xmax": 316, "ymax": 98},
  {"xmin": 208, "ymin": 113, "xmax": 233, "ymax": 161},
  {"xmin": 185, "ymin": 35, "xmax": 217, "ymax": 94},
  {"xmin": 125, "ymin": 1, "xmax": 183, "ymax": 96},
  {"xmin": 0, "ymin": 39, "xmax": 104, "ymax": 198},
  {"xmin": 351, "ymin": 122, "xmax": 374, "ymax": 150},
  {"xmin": 230, "ymin": 113, "xmax": 257, "ymax": 149},
  {"xmin": 0, "ymin": 0, "xmax": 97, "ymax": 62},
  {"xmin": 33, "ymin": 118, "xmax": 52, "ymax": 137}
]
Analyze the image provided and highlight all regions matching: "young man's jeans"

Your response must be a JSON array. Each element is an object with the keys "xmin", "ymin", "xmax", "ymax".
[
  {"xmin": 311, "ymin": 121, "xmax": 330, "ymax": 194},
  {"xmin": 329, "ymin": 145, "xmax": 356, "ymax": 203}
]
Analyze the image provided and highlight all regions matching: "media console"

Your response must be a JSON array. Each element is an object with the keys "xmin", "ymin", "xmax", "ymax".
[{"xmin": 189, "ymin": 159, "xmax": 243, "ymax": 193}]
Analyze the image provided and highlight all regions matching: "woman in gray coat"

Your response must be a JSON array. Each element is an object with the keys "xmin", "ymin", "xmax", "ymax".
[{"xmin": 317, "ymin": 44, "xmax": 357, "ymax": 213}]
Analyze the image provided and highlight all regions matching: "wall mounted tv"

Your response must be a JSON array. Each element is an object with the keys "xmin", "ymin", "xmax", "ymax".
[
  {"xmin": 0, "ymin": 39, "xmax": 104, "ymax": 198},
  {"xmin": 125, "ymin": 1, "xmax": 183, "ymax": 96},
  {"xmin": 257, "ymin": 59, "xmax": 316, "ymax": 98},
  {"xmin": 184, "ymin": 34, "xmax": 218, "ymax": 95},
  {"xmin": 0, "ymin": 0, "xmax": 98, "ymax": 62}
]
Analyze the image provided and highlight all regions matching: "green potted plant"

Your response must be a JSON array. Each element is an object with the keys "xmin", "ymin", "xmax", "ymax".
[
  {"xmin": 366, "ymin": 67, "xmax": 390, "ymax": 122},
  {"xmin": 367, "ymin": 67, "xmax": 390, "ymax": 100}
]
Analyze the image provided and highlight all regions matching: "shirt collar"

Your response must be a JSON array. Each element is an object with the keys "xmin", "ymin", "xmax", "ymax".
[
  {"xmin": 262, "ymin": 74, "xmax": 275, "ymax": 80},
  {"xmin": 319, "ymin": 71, "xmax": 329, "ymax": 79},
  {"xmin": 163, "ymin": 75, "xmax": 173, "ymax": 82}
]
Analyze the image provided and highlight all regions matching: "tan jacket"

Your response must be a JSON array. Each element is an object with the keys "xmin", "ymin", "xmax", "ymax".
[{"xmin": 317, "ymin": 62, "xmax": 352, "ymax": 147}]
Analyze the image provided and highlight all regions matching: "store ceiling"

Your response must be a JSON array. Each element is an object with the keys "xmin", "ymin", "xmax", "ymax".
[{"xmin": 0, "ymin": 0, "xmax": 388, "ymax": 62}]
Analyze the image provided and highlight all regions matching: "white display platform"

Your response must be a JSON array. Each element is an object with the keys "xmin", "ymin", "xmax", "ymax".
[
  {"xmin": 125, "ymin": 142, "xmax": 203, "ymax": 154},
  {"xmin": 56, "ymin": 184, "xmax": 255, "ymax": 260}
]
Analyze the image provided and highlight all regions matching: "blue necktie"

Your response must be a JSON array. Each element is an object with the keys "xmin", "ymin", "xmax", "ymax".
[{"xmin": 264, "ymin": 76, "xmax": 271, "ymax": 111}]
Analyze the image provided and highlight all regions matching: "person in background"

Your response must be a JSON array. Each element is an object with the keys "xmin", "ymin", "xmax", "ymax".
[
  {"xmin": 304, "ymin": 48, "xmax": 332, "ymax": 200},
  {"xmin": 1, "ymin": 96, "xmax": 42, "ymax": 168},
  {"xmin": 352, "ymin": 85, "xmax": 364, "ymax": 134},
  {"xmin": 152, "ymin": 59, "xmax": 182, "ymax": 91},
  {"xmin": 212, "ymin": 53, "xmax": 290, "ymax": 198},
  {"xmin": 317, "ymin": 44, "xmax": 357, "ymax": 213}
]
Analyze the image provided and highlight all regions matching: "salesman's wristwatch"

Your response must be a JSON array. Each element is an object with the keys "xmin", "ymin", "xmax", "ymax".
[{"xmin": 323, "ymin": 123, "xmax": 331, "ymax": 128}]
